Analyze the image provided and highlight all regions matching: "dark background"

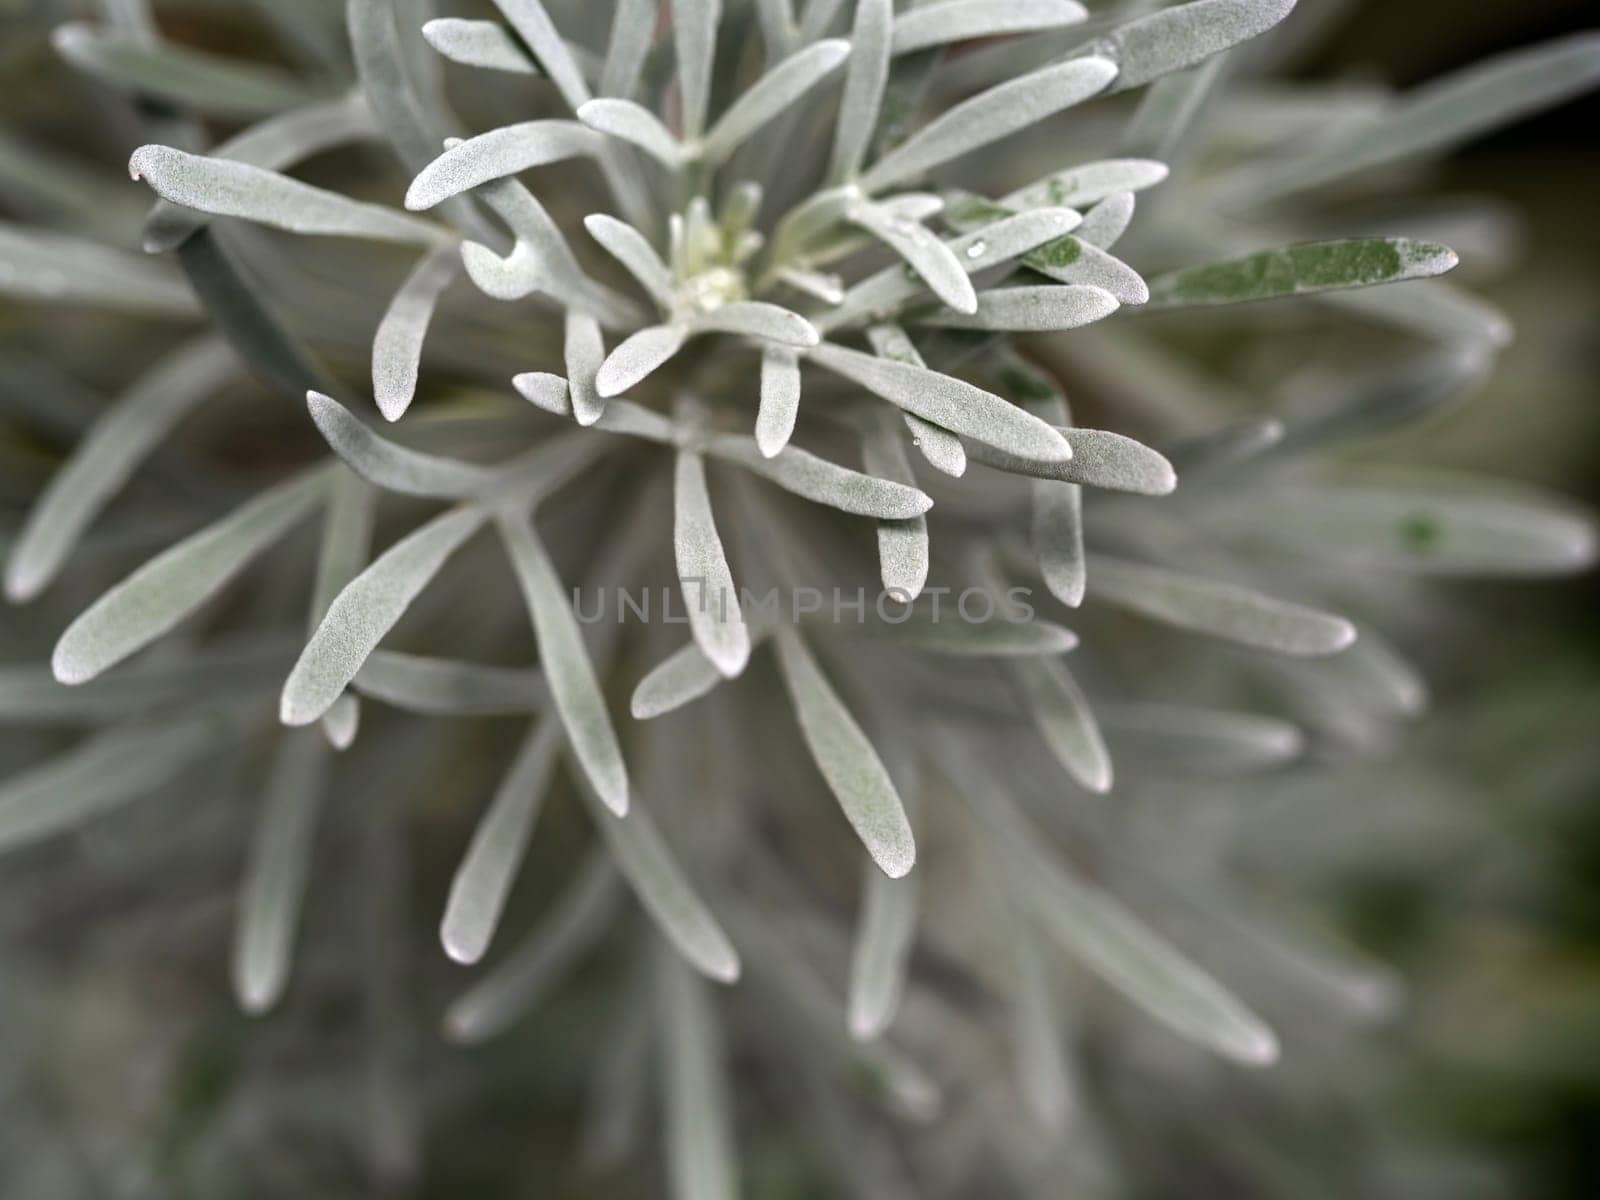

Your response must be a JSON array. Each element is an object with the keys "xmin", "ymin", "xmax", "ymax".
[{"xmin": 1314, "ymin": 2, "xmax": 1600, "ymax": 1195}]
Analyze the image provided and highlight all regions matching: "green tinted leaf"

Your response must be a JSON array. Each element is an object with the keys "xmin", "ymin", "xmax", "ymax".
[{"xmin": 1144, "ymin": 239, "xmax": 1458, "ymax": 308}]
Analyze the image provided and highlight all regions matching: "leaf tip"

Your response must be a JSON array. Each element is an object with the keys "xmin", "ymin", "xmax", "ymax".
[
  {"xmin": 49, "ymin": 637, "xmax": 93, "ymax": 686},
  {"xmin": 1231, "ymin": 1022, "xmax": 1281, "ymax": 1068},
  {"xmin": 513, "ymin": 371, "xmax": 573, "ymax": 416},
  {"xmin": 440, "ymin": 919, "xmax": 486, "ymax": 967}
]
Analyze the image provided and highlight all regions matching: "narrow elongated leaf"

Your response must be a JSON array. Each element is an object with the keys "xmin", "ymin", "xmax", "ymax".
[
  {"xmin": 1098, "ymin": 704, "xmax": 1304, "ymax": 775},
  {"xmin": 1090, "ymin": 557, "xmax": 1357, "ymax": 656},
  {"xmin": 774, "ymin": 627, "xmax": 916, "ymax": 878},
  {"xmin": 1238, "ymin": 33, "xmax": 1600, "ymax": 203},
  {"xmin": 0, "ymin": 635, "xmax": 298, "ymax": 726},
  {"xmin": 281, "ymin": 505, "xmax": 488, "ymax": 724},
  {"xmin": 1218, "ymin": 473, "xmax": 1599, "ymax": 576},
  {"xmin": 491, "ymin": 0, "xmax": 591, "ymax": 107},
  {"xmin": 863, "ymin": 326, "xmax": 966, "ymax": 477},
  {"xmin": 499, "ymin": 514, "xmax": 630, "ymax": 815},
  {"xmin": 462, "ymin": 175, "xmax": 611, "ymax": 314},
  {"xmin": 0, "ymin": 221, "xmax": 194, "ymax": 315},
  {"xmin": 565, "ymin": 310, "xmax": 608, "ymax": 426},
  {"xmin": 673, "ymin": 0, "xmax": 721, "ymax": 138},
  {"xmin": 941, "ymin": 191, "xmax": 1146, "ymax": 302},
  {"xmin": 692, "ymin": 302, "xmax": 818, "ymax": 346},
  {"xmin": 347, "ymin": 0, "xmax": 452, "ymax": 174},
  {"xmin": 7, "ymin": 337, "xmax": 234, "ymax": 602},
  {"xmin": 848, "ymin": 200, "xmax": 976, "ymax": 313},
  {"xmin": 592, "ymin": 398, "xmax": 679, "ymax": 443},
  {"xmin": 659, "ymin": 951, "xmax": 740, "ymax": 1200},
  {"xmin": 441, "ymin": 718, "xmax": 563, "ymax": 964},
  {"xmin": 674, "ymin": 452, "xmax": 751, "ymax": 677},
  {"xmin": 754, "ymin": 0, "xmax": 798, "ymax": 61},
  {"xmin": 585, "ymin": 214, "xmax": 675, "ymax": 306},
  {"xmin": 1085, "ymin": 0, "xmax": 1297, "ymax": 94},
  {"xmin": 601, "ymin": 0, "xmax": 657, "ymax": 98},
  {"xmin": 405, "ymin": 121, "xmax": 603, "ymax": 210},
  {"xmin": 861, "ymin": 56, "xmax": 1116, "ymax": 191},
  {"xmin": 581, "ymin": 784, "xmax": 741, "ymax": 981},
  {"xmin": 445, "ymin": 854, "xmax": 621, "ymax": 1043},
  {"xmin": 632, "ymin": 641, "xmax": 725, "ymax": 720},
  {"xmin": 54, "ymin": 470, "xmax": 328, "ymax": 685},
  {"xmin": 866, "ymin": 611, "xmax": 1077, "ymax": 657},
  {"xmin": 829, "ymin": 0, "xmax": 892, "ymax": 183},
  {"xmin": 1145, "ymin": 239, "xmax": 1458, "ymax": 308},
  {"xmin": 145, "ymin": 94, "xmax": 378, "ymax": 253},
  {"xmin": 1122, "ymin": 55, "xmax": 1225, "ymax": 160},
  {"xmin": 1033, "ymin": 477, "xmax": 1085, "ymax": 607},
  {"xmin": 1012, "ymin": 657, "xmax": 1112, "ymax": 792},
  {"xmin": 1271, "ymin": 347, "xmax": 1490, "ymax": 457},
  {"xmin": 1077, "ymin": 192, "xmax": 1137, "ymax": 249},
  {"xmin": 1030, "ymin": 237, "xmax": 1148, "ymax": 304},
  {"xmin": 354, "ymin": 651, "xmax": 543, "ymax": 715},
  {"xmin": 233, "ymin": 731, "xmax": 329, "ymax": 1013},
  {"xmin": 922, "ymin": 284, "xmax": 1118, "ymax": 331},
  {"xmin": 894, "ymin": 0, "xmax": 1086, "ymax": 56},
  {"xmin": 53, "ymin": 22, "xmax": 312, "ymax": 117},
  {"xmin": 309, "ymin": 469, "xmax": 375, "ymax": 748},
  {"xmin": 130, "ymin": 146, "xmax": 446, "ymax": 246},
  {"xmin": 701, "ymin": 40, "xmax": 851, "ymax": 163},
  {"xmin": 307, "ymin": 392, "xmax": 500, "ymax": 497},
  {"xmin": 514, "ymin": 371, "xmax": 574, "ymax": 416},
  {"xmin": 757, "ymin": 349, "xmax": 801, "ymax": 457},
  {"xmin": 824, "ymin": 209, "xmax": 1082, "ymax": 333},
  {"xmin": 0, "ymin": 717, "xmax": 214, "ymax": 855},
  {"xmin": 596, "ymin": 324, "xmax": 690, "ymax": 396},
  {"xmin": 578, "ymin": 99, "xmax": 684, "ymax": 168},
  {"xmin": 373, "ymin": 247, "xmax": 457, "ymax": 421},
  {"xmin": 706, "ymin": 435, "xmax": 931, "ymax": 519},
  {"xmin": 848, "ymin": 858, "xmax": 918, "ymax": 1040},
  {"xmin": 969, "ymin": 780, "xmax": 1278, "ymax": 1064},
  {"xmin": 968, "ymin": 426, "xmax": 1176, "ymax": 495},
  {"xmin": 860, "ymin": 422, "xmax": 928, "ymax": 601},
  {"xmin": 808, "ymin": 343, "xmax": 1072, "ymax": 463},
  {"xmin": 1323, "ymin": 277, "xmax": 1512, "ymax": 347},
  {"xmin": 997, "ymin": 159, "xmax": 1169, "ymax": 211},
  {"xmin": 776, "ymin": 266, "xmax": 845, "ymax": 303},
  {"xmin": 1006, "ymin": 919, "xmax": 1075, "ymax": 1130},
  {"xmin": 175, "ymin": 227, "xmax": 334, "ymax": 400},
  {"xmin": 421, "ymin": 18, "xmax": 538, "ymax": 73}
]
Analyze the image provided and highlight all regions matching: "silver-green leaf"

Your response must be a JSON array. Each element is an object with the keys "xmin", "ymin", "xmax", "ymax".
[
  {"xmin": 55, "ymin": 470, "xmax": 329, "ymax": 685},
  {"xmin": 774, "ymin": 626, "xmax": 916, "ymax": 879}
]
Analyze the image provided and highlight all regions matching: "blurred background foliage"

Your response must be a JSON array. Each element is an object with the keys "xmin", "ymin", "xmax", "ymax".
[
  {"xmin": 0, "ymin": 0, "xmax": 1597, "ymax": 1197},
  {"xmin": 1308, "ymin": 2, "xmax": 1600, "ymax": 1196}
]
